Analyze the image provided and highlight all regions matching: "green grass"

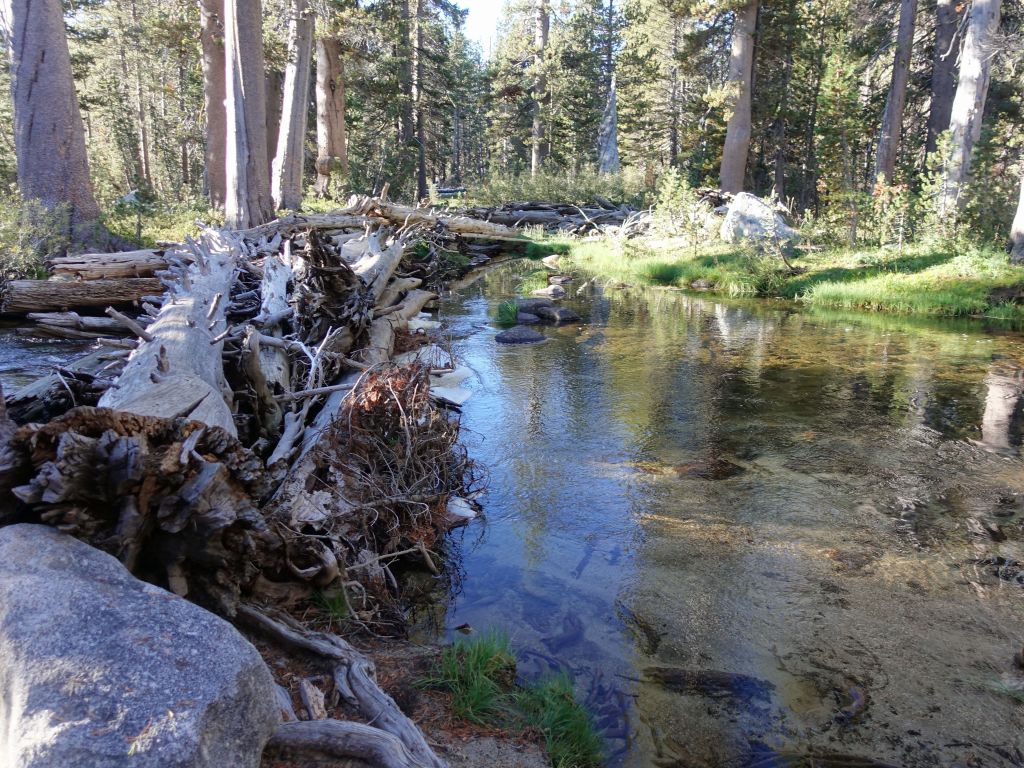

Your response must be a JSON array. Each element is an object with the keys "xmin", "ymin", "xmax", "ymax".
[
  {"xmin": 515, "ymin": 675, "xmax": 605, "ymax": 768},
  {"xmin": 496, "ymin": 299, "xmax": 520, "ymax": 326},
  {"xmin": 419, "ymin": 633, "xmax": 603, "ymax": 767},
  {"xmin": 562, "ymin": 235, "xmax": 1024, "ymax": 321}
]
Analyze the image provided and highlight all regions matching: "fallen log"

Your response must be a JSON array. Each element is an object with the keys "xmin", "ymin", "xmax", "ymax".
[
  {"xmin": 26, "ymin": 311, "xmax": 140, "ymax": 333},
  {"xmin": 97, "ymin": 234, "xmax": 239, "ymax": 435},
  {"xmin": 376, "ymin": 201, "xmax": 520, "ymax": 238},
  {"xmin": 49, "ymin": 249, "xmax": 167, "ymax": 280},
  {"xmin": 1, "ymin": 277, "xmax": 163, "ymax": 315}
]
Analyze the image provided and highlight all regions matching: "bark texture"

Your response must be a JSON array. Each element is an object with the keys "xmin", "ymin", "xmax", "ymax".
[
  {"xmin": 598, "ymin": 77, "xmax": 621, "ymax": 174},
  {"xmin": 200, "ymin": 0, "xmax": 227, "ymax": 209},
  {"xmin": 874, "ymin": 0, "xmax": 918, "ymax": 185},
  {"xmin": 224, "ymin": 0, "xmax": 275, "ymax": 229},
  {"xmin": 314, "ymin": 36, "xmax": 348, "ymax": 197},
  {"xmin": 939, "ymin": 0, "xmax": 1001, "ymax": 215},
  {"xmin": 271, "ymin": 0, "xmax": 314, "ymax": 211},
  {"xmin": 1, "ymin": 278, "xmax": 162, "ymax": 314},
  {"xmin": 1, "ymin": 0, "xmax": 104, "ymax": 246},
  {"xmin": 530, "ymin": 0, "xmax": 550, "ymax": 178},
  {"xmin": 925, "ymin": 0, "xmax": 961, "ymax": 156},
  {"xmin": 1012, "ymin": 172, "xmax": 1024, "ymax": 263},
  {"xmin": 719, "ymin": 0, "xmax": 758, "ymax": 194}
]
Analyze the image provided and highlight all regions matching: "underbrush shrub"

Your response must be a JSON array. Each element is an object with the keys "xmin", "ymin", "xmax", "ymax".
[{"xmin": 0, "ymin": 192, "xmax": 70, "ymax": 278}]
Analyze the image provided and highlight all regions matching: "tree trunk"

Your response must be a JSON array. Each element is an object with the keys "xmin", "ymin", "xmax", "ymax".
[
  {"xmin": 224, "ymin": 0, "xmax": 275, "ymax": 229},
  {"xmin": 272, "ymin": 0, "xmax": 314, "ymax": 211},
  {"xmin": 719, "ymin": 0, "xmax": 758, "ymax": 194},
  {"xmin": 200, "ymin": 0, "xmax": 227, "ymax": 209},
  {"xmin": 413, "ymin": 0, "xmax": 428, "ymax": 201},
  {"xmin": 398, "ymin": 0, "xmax": 414, "ymax": 181},
  {"xmin": 598, "ymin": 76, "xmax": 620, "ymax": 174},
  {"xmin": 939, "ymin": 0, "xmax": 1001, "ymax": 216},
  {"xmin": 265, "ymin": 70, "xmax": 284, "ymax": 172},
  {"xmin": 1011, "ymin": 172, "xmax": 1024, "ymax": 263},
  {"xmin": 874, "ymin": 0, "xmax": 918, "ymax": 185},
  {"xmin": 530, "ymin": 0, "xmax": 549, "ymax": 178},
  {"xmin": 925, "ymin": 0, "xmax": 961, "ymax": 157},
  {"xmin": 314, "ymin": 36, "xmax": 348, "ymax": 198},
  {"xmin": 1, "ymin": 0, "xmax": 106, "ymax": 248}
]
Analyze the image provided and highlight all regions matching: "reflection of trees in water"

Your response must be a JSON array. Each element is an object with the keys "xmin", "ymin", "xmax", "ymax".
[{"xmin": 980, "ymin": 368, "xmax": 1024, "ymax": 450}]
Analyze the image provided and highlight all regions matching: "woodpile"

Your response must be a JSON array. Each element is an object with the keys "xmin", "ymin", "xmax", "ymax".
[
  {"xmin": 0, "ymin": 195, "xmax": 520, "ymax": 768},
  {"xmin": 459, "ymin": 198, "xmax": 646, "ymax": 236}
]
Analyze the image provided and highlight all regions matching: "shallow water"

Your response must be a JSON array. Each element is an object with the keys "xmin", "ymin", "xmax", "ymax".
[
  {"xmin": 0, "ymin": 321, "xmax": 93, "ymax": 391},
  {"xmin": 426, "ymin": 263, "xmax": 1024, "ymax": 767}
]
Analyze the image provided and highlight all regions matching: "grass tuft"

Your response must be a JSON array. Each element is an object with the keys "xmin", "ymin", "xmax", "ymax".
[
  {"xmin": 419, "ymin": 633, "xmax": 604, "ymax": 767},
  {"xmin": 496, "ymin": 299, "xmax": 520, "ymax": 326}
]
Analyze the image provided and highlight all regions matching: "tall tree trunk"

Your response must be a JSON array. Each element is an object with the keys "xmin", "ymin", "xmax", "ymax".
[
  {"xmin": 598, "ymin": 76, "xmax": 620, "ymax": 174},
  {"xmin": 874, "ymin": 0, "xmax": 918, "ymax": 185},
  {"xmin": 224, "ymin": 0, "xmax": 275, "ymax": 229},
  {"xmin": 668, "ymin": 20, "xmax": 680, "ymax": 167},
  {"xmin": 530, "ymin": 0, "xmax": 549, "ymax": 178},
  {"xmin": 1, "ymin": 0, "xmax": 106, "ymax": 248},
  {"xmin": 314, "ymin": 36, "xmax": 348, "ymax": 198},
  {"xmin": 1011, "ymin": 172, "xmax": 1024, "ymax": 263},
  {"xmin": 128, "ymin": 0, "xmax": 152, "ymax": 189},
  {"xmin": 200, "ymin": 0, "xmax": 227, "ymax": 209},
  {"xmin": 451, "ymin": 105, "xmax": 461, "ymax": 184},
  {"xmin": 719, "ymin": 0, "xmax": 758, "ymax": 194},
  {"xmin": 939, "ymin": 0, "xmax": 1001, "ymax": 216},
  {"xmin": 271, "ymin": 0, "xmax": 314, "ymax": 211},
  {"xmin": 265, "ymin": 70, "xmax": 284, "ymax": 171},
  {"xmin": 925, "ymin": 0, "xmax": 961, "ymax": 157},
  {"xmin": 398, "ymin": 0, "xmax": 414, "ymax": 183},
  {"xmin": 413, "ymin": 0, "xmax": 427, "ymax": 201}
]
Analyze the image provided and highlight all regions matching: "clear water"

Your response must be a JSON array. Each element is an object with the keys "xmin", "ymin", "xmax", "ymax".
[
  {"xmin": 0, "ymin": 321, "xmax": 94, "ymax": 391},
  {"xmin": 426, "ymin": 263, "xmax": 1024, "ymax": 767}
]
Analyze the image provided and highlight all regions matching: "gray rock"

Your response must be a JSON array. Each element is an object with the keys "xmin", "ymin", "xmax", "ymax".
[
  {"xmin": 0, "ymin": 524, "xmax": 279, "ymax": 768},
  {"xmin": 516, "ymin": 298, "xmax": 555, "ymax": 314},
  {"xmin": 547, "ymin": 274, "xmax": 573, "ymax": 285},
  {"xmin": 496, "ymin": 326, "xmax": 545, "ymax": 344},
  {"xmin": 533, "ymin": 305, "xmax": 581, "ymax": 325},
  {"xmin": 516, "ymin": 312, "xmax": 541, "ymax": 325},
  {"xmin": 531, "ymin": 284, "xmax": 566, "ymax": 298},
  {"xmin": 719, "ymin": 192, "xmax": 799, "ymax": 246},
  {"xmin": 689, "ymin": 278, "xmax": 714, "ymax": 291}
]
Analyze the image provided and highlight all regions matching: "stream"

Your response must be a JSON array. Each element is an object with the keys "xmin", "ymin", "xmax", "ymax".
[{"xmin": 423, "ymin": 262, "xmax": 1024, "ymax": 767}]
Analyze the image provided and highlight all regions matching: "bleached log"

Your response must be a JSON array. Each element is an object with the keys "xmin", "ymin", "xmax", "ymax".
[
  {"xmin": 245, "ymin": 254, "xmax": 292, "ymax": 435},
  {"xmin": 49, "ymin": 249, "xmax": 168, "ymax": 279},
  {"xmin": 239, "ymin": 212, "xmax": 386, "ymax": 240},
  {"xmin": 26, "ymin": 311, "xmax": 137, "ymax": 332},
  {"xmin": 351, "ymin": 230, "xmax": 408, "ymax": 299},
  {"xmin": 376, "ymin": 277, "xmax": 422, "ymax": 310},
  {"xmin": 376, "ymin": 201, "xmax": 519, "ymax": 238},
  {"xmin": 98, "ymin": 232, "xmax": 240, "ymax": 435},
  {"xmin": 1, "ymin": 278, "xmax": 163, "ymax": 314}
]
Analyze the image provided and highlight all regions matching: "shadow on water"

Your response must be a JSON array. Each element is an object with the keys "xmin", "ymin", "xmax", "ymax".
[{"xmin": 419, "ymin": 263, "xmax": 1024, "ymax": 767}]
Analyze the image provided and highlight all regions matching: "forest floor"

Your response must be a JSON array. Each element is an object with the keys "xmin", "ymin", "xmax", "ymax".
[{"xmin": 560, "ymin": 236, "xmax": 1024, "ymax": 321}]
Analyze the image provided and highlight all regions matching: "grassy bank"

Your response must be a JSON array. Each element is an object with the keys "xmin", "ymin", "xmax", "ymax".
[
  {"xmin": 561, "ymin": 236, "xmax": 1024, "ymax": 321},
  {"xmin": 419, "ymin": 632, "xmax": 603, "ymax": 768}
]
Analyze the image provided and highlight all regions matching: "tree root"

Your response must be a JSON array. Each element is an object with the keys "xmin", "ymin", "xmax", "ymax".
[
  {"xmin": 266, "ymin": 720, "xmax": 422, "ymax": 768},
  {"xmin": 237, "ymin": 603, "xmax": 447, "ymax": 768}
]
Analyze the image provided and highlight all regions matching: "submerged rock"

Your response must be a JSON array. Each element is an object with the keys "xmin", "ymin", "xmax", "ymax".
[
  {"xmin": 533, "ymin": 305, "xmax": 581, "ymax": 325},
  {"xmin": 496, "ymin": 325, "xmax": 545, "ymax": 344},
  {"xmin": 0, "ymin": 524, "xmax": 278, "ymax": 768},
  {"xmin": 516, "ymin": 298, "xmax": 555, "ymax": 313},
  {"xmin": 531, "ymin": 284, "xmax": 566, "ymax": 299},
  {"xmin": 548, "ymin": 274, "xmax": 573, "ymax": 285},
  {"xmin": 719, "ymin": 192, "xmax": 799, "ymax": 247},
  {"xmin": 673, "ymin": 457, "xmax": 745, "ymax": 480},
  {"xmin": 517, "ymin": 312, "xmax": 542, "ymax": 325}
]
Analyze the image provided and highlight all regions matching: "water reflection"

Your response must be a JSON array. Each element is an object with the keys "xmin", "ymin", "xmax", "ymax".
[{"xmin": 427, "ymin": 266, "xmax": 1024, "ymax": 767}]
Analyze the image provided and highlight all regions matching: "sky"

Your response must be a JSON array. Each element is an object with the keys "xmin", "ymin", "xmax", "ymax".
[{"xmin": 456, "ymin": 0, "xmax": 504, "ymax": 57}]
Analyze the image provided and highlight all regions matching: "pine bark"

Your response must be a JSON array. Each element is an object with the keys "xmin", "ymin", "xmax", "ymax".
[
  {"xmin": 874, "ymin": 0, "xmax": 918, "ymax": 185},
  {"xmin": 1011, "ymin": 172, "xmax": 1024, "ymax": 263},
  {"xmin": 314, "ymin": 36, "xmax": 348, "ymax": 197},
  {"xmin": 413, "ymin": 0, "xmax": 428, "ymax": 201},
  {"xmin": 265, "ymin": 70, "xmax": 284, "ymax": 171},
  {"xmin": 272, "ymin": 0, "xmax": 314, "ymax": 211},
  {"xmin": 719, "ymin": 0, "xmax": 758, "ymax": 194},
  {"xmin": 224, "ymin": 0, "xmax": 275, "ymax": 229},
  {"xmin": 530, "ymin": 0, "xmax": 549, "ymax": 178},
  {"xmin": 200, "ymin": 0, "xmax": 227, "ymax": 209},
  {"xmin": 939, "ymin": 0, "xmax": 1001, "ymax": 216},
  {"xmin": 598, "ymin": 77, "xmax": 620, "ymax": 174},
  {"xmin": 1, "ymin": 0, "xmax": 105, "ymax": 247},
  {"xmin": 925, "ymin": 0, "xmax": 961, "ymax": 157}
]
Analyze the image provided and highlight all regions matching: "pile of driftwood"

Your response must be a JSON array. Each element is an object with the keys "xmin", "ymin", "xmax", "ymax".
[
  {"xmin": 459, "ymin": 198, "xmax": 649, "ymax": 237},
  {"xmin": 0, "ymin": 196, "xmax": 521, "ymax": 768}
]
